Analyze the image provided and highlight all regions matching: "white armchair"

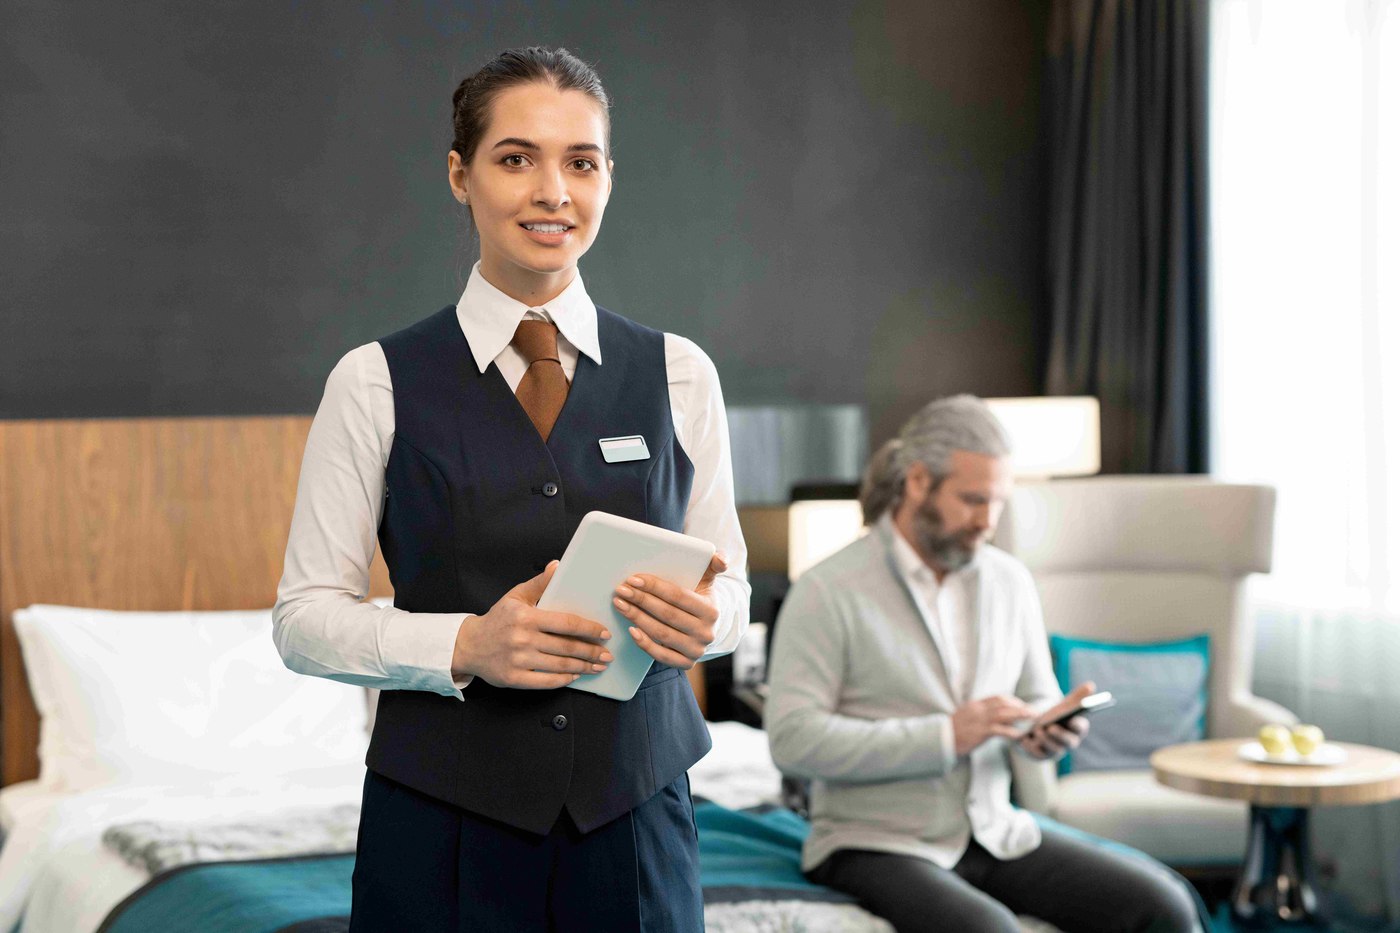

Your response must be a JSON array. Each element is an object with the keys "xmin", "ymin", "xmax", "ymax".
[{"xmin": 999, "ymin": 476, "xmax": 1292, "ymax": 867}]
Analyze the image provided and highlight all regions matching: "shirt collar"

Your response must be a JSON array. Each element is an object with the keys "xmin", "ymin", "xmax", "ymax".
[
  {"xmin": 883, "ymin": 513, "xmax": 934, "ymax": 585},
  {"xmin": 454, "ymin": 262, "xmax": 601, "ymax": 374}
]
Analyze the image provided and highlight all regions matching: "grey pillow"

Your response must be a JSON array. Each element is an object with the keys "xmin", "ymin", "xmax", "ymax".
[{"xmin": 1050, "ymin": 634, "xmax": 1210, "ymax": 774}]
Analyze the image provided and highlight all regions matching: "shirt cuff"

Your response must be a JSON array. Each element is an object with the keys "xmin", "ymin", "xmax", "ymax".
[
  {"xmin": 379, "ymin": 609, "xmax": 472, "ymax": 700},
  {"xmin": 698, "ymin": 574, "xmax": 750, "ymax": 662}
]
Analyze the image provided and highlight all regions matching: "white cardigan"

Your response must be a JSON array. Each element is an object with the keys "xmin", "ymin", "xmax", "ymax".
[{"xmin": 765, "ymin": 519, "xmax": 1063, "ymax": 872}]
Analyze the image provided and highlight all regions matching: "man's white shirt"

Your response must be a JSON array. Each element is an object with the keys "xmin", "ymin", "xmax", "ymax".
[
  {"xmin": 888, "ymin": 524, "xmax": 979, "ymax": 704},
  {"xmin": 887, "ymin": 522, "xmax": 980, "ymax": 762}
]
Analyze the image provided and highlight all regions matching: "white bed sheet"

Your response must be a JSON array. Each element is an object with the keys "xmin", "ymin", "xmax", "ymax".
[
  {"xmin": 0, "ymin": 762, "xmax": 367, "ymax": 933},
  {"xmin": 0, "ymin": 724, "xmax": 774, "ymax": 933},
  {"xmin": 0, "ymin": 782, "xmax": 65, "ymax": 835},
  {"xmin": 687, "ymin": 720, "xmax": 785, "ymax": 810}
]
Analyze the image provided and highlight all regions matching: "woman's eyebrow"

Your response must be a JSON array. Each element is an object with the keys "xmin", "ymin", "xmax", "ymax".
[{"xmin": 490, "ymin": 137, "xmax": 603, "ymax": 154}]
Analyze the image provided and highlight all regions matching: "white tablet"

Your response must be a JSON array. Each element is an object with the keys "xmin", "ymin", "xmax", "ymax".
[{"xmin": 539, "ymin": 511, "xmax": 716, "ymax": 702}]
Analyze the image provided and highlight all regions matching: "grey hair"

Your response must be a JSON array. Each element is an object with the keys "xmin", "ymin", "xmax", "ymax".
[{"xmin": 858, "ymin": 394, "xmax": 1011, "ymax": 524}]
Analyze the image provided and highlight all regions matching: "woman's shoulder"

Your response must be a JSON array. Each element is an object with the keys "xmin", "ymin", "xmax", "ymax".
[
  {"xmin": 323, "ymin": 341, "xmax": 391, "ymax": 397},
  {"xmin": 662, "ymin": 332, "xmax": 717, "ymax": 375},
  {"xmin": 375, "ymin": 305, "xmax": 460, "ymax": 351},
  {"xmin": 593, "ymin": 307, "xmax": 720, "ymax": 384}
]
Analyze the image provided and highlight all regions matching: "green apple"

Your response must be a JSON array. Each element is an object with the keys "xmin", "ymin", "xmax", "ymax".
[
  {"xmin": 1259, "ymin": 723, "xmax": 1293, "ymax": 756},
  {"xmin": 1291, "ymin": 724, "xmax": 1325, "ymax": 756}
]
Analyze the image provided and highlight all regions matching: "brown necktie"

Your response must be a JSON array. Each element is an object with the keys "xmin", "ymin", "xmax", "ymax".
[{"xmin": 511, "ymin": 319, "xmax": 570, "ymax": 441}]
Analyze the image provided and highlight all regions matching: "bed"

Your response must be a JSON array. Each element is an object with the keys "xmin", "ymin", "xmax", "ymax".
[{"xmin": 0, "ymin": 417, "xmax": 1205, "ymax": 933}]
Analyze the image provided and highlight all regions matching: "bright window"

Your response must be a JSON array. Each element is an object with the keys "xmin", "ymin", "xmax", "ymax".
[{"xmin": 1211, "ymin": 0, "xmax": 1400, "ymax": 614}]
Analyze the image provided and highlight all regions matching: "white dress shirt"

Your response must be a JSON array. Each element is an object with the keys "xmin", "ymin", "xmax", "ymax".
[
  {"xmin": 888, "ymin": 525, "xmax": 979, "ymax": 703},
  {"xmin": 273, "ymin": 263, "xmax": 750, "ymax": 700}
]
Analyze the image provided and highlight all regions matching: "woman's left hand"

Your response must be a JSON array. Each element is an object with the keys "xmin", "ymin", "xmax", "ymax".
[{"xmin": 612, "ymin": 552, "xmax": 727, "ymax": 669}]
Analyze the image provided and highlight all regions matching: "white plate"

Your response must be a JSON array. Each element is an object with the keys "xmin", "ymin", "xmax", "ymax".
[{"xmin": 1238, "ymin": 740, "xmax": 1347, "ymax": 766}]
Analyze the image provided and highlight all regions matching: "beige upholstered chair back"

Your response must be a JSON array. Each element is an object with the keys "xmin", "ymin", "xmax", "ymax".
[{"xmin": 996, "ymin": 476, "xmax": 1277, "ymax": 740}]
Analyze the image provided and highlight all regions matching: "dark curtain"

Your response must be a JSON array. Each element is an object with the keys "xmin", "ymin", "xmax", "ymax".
[{"xmin": 1044, "ymin": 0, "xmax": 1210, "ymax": 474}]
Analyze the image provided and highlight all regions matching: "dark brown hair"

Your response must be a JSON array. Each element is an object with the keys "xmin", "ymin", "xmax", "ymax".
[{"xmin": 450, "ymin": 47, "xmax": 611, "ymax": 165}]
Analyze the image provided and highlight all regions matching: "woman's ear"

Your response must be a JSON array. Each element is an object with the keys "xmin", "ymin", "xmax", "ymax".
[{"xmin": 448, "ymin": 150, "xmax": 470, "ymax": 205}]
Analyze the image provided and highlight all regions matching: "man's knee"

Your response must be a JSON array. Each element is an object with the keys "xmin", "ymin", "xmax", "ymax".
[
  {"xmin": 1135, "ymin": 874, "xmax": 1198, "ymax": 933},
  {"xmin": 895, "ymin": 897, "xmax": 1020, "ymax": 933},
  {"xmin": 953, "ymin": 898, "xmax": 1023, "ymax": 933}
]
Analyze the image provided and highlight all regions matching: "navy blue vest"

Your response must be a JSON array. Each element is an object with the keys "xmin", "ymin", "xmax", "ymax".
[{"xmin": 367, "ymin": 305, "xmax": 712, "ymax": 835}]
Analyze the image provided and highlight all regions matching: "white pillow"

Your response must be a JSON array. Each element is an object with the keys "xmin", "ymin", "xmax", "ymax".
[{"xmin": 12, "ymin": 605, "xmax": 369, "ymax": 791}]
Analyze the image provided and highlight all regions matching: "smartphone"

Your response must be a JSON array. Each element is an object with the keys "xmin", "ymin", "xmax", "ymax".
[{"xmin": 1020, "ymin": 691, "xmax": 1116, "ymax": 738}]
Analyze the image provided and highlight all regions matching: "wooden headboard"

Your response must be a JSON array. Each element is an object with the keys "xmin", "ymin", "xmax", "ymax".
[{"xmin": 0, "ymin": 416, "xmax": 706, "ymax": 786}]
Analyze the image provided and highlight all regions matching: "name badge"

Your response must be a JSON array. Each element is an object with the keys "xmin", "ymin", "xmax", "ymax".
[{"xmin": 599, "ymin": 435, "xmax": 650, "ymax": 463}]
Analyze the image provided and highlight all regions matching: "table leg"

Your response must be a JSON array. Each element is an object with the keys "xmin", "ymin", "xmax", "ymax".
[{"xmin": 1230, "ymin": 805, "xmax": 1322, "ymax": 928}]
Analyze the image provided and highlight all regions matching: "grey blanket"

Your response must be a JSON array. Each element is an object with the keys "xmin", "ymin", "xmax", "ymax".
[{"xmin": 102, "ymin": 804, "xmax": 360, "ymax": 875}]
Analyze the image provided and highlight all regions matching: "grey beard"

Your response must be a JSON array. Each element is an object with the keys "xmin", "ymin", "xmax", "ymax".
[
  {"xmin": 929, "ymin": 537, "xmax": 977, "ymax": 572},
  {"xmin": 912, "ymin": 505, "xmax": 979, "ymax": 573}
]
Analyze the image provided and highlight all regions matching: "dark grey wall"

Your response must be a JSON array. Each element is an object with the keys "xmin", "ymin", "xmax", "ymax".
[{"xmin": 1, "ymin": 0, "xmax": 1047, "ymax": 444}]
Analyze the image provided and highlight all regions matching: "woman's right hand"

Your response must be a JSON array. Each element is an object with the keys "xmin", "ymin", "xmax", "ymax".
[{"xmin": 451, "ymin": 561, "xmax": 613, "ymax": 689}]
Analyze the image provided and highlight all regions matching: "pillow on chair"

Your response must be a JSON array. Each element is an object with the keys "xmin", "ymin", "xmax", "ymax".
[{"xmin": 1050, "ymin": 634, "xmax": 1209, "ymax": 774}]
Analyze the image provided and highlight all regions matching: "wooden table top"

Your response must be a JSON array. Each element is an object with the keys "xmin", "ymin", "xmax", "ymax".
[{"xmin": 1152, "ymin": 739, "xmax": 1400, "ymax": 808}]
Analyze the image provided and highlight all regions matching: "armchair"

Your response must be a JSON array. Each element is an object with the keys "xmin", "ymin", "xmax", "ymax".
[{"xmin": 999, "ymin": 476, "xmax": 1292, "ymax": 867}]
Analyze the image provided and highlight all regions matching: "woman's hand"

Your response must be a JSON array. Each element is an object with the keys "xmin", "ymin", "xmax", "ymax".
[
  {"xmin": 452, "ymin": 561, "xmax": 613, "ymax": 689},
  {"xmin": 611, "ymin": 552, "xmax": 728, "ymax": 669}
]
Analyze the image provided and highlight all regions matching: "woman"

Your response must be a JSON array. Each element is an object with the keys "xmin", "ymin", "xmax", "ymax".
[{"xmin": 273, "ymin": 47, "xmax": 748, "ymax": 932}]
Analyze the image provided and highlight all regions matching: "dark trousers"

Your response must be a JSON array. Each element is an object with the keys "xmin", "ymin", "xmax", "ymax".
[
  {"xmin": 349, "ymin": 769, "xmax": 703, "ymax": 933},
  {"xmin": 807, "ymin": 826, "xmax": 1200, "ymax": 933}
]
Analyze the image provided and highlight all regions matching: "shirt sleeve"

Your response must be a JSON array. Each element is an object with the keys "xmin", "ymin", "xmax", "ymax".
[
  {"xmin": 664, "ymin": 333, "xmax": 750, "ymax": 661},
  {"xmin": 764, "ymin": 572, "xmax": 956, "ymax": 782},
  {"xmin": 272, "ymin": 343, "xmax": 471, "ymax": 698}
]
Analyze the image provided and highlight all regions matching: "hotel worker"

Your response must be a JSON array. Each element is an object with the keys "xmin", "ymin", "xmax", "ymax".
[{"xmin": 273, "ymin": 47, "xmax": 749, "ymax": 932}]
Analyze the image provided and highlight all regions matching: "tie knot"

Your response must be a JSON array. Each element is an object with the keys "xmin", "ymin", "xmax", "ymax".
[{"xmin": 511, "ymin": 319, "xmax": 560, "ymax": 364}]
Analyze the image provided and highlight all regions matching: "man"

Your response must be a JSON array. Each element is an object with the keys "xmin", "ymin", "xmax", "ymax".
[{"xmin": 764, "ymin": 395, "xmax": 1196, "ymax": 933}]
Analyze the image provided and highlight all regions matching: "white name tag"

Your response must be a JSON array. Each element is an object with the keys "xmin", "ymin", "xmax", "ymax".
[{"xmin": 598, "ymin": 435, "xmax": 650, "ymax": 463}]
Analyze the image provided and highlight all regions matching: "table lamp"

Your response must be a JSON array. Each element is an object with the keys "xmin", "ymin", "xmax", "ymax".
[
  {"xmin": 787, "ymin": 483, "xmax": 865, "ymax": 581},
  {"xmin": 984, "ymin": 396, "xmax": 1101, "ymax": 479}
]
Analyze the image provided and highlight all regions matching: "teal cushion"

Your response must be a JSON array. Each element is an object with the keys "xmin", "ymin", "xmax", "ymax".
[{"xmin": 1049, "ymin": 634, "xmax": 1209, "ymax": 775}]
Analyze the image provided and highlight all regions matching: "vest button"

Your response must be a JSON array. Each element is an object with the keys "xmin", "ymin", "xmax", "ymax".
[
  {"xmin": 552, "ymin": 714, "xmax": 569, "ymax": 731},
  {"xmin": 542, "ymin": 482, "xmax": 559, "ymax": 497}
]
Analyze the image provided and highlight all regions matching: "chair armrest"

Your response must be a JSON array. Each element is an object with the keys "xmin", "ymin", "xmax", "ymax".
[
  {"xmin": 1215, "ymin": 692, "xmax": 1299, "ymax": 738},
  {"xmin": 1009, "ymin": 751, "xmax": 1058, "ymax": 815}
]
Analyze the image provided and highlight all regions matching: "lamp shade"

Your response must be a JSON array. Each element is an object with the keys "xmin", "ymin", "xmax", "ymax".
[
  {"xmin": 787, "ymin": 499, "xmax": 865, "ymax": 581},
  {"xmin": 985, "ymin": 397, "xmax": 1101, "ymax": 478}
]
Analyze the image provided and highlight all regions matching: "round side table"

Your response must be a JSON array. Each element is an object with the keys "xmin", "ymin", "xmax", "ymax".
[{"xmin": 1152, "ymin": 739, "xmax": 1400, "ymax": 929}]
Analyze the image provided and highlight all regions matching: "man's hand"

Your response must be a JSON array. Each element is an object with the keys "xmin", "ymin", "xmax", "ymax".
[
  {"xmin": 452, "ymin": 561, "xmax": 613, "ymax": 689},
  {"xmin": 951, "ymin": 695, "xmax": 1037, "ymax": 756},
  {"xmin": 611, "ymin": 552, "xmax": 728, "ymax": 670},
  {"xmin": 1018, "ymin": 681, "xmax": 1096, "ymax": 760}
]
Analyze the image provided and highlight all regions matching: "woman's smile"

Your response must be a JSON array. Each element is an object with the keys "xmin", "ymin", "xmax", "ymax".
[{"xmin": 519, "ymin": 219, "xmax": 576, "ymax": 245}]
